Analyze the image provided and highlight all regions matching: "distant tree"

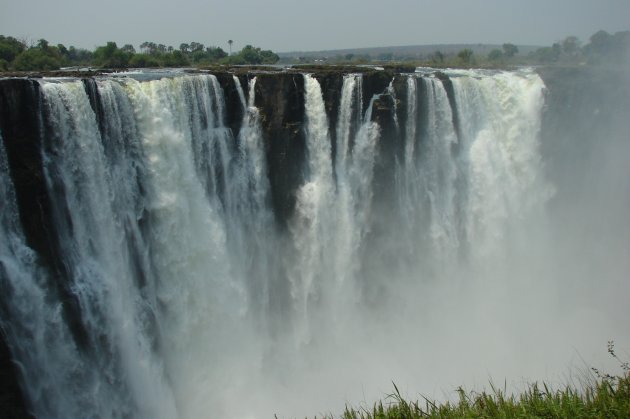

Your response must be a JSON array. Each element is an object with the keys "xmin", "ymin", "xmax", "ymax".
[
  {"xmin": 532, "ymin": 43, "xmax": 561, "ymax": 63},
  {"xmin": 228, "ymin": 39, "xmax": 233, "ymax": 55},
  {"xmin": 344, "ymin": 53, "xmax": 354, "ymax": 61},
  {"xmin": 67, "ymin": 46, "xmax": 93, "ymax": 64},
  {"xmin": 241, "ymin": 45, "xmax": 263, "ymax": 64},
  {"xmin": 589, "ymin": 30, "xmax": 612, "ymax": 54},
  {"xmin": 502, "ymin": 43, "xmax": 518, "ymax": 57},
  {"xmin": 56, "ymin": 43, "xmax": 68, "ymax": 56},
  {"xmin": 191, "ymin": 50, "xmax": 208, "ymax": 64},
  {"xmin": 0, "ymin": 35, "xmax": 26, "ymax": 62},
  {"xmin": 12, "ymin": 42, "xmax": 62, "ymax": 71},
  {"xmin": 93, "ymin": 41, "xmax": 131, "ymax": 68},
  {"xmin": 162, "ymin": 50, "xmax": 189, "ymax": 66},
  {"xmin": 562, "ymin": 36, "xmax": 580, "ymax": 56},
  {"xmin": 377, "ymin": 52, "xmax": 393, "ymax": 61},
  {"xmin": 430, "ymin": 50, "xmax": 444, "ymax": 64},
  {"xmin": 36, "ymin": 39, "xmax": 50, "ymax": 50},
  {"xmin": 121, "ymin": 44, "xmax": 136, "ymax": 54},
  {"xmin": 140, "ymin": 42, "xmax": 160, "ymax": 55},
  {"xmin": 259, "ymin": 49, "xmax": 279, "ymax": 64},
  {"xmin": 190, "ymin": 42, "xmax": 204, "ymax": 52},
  {"xmin": 206, "ymin": 46, "xmax": 227, "ymax": 61},
  {"xmin": 140, "ymin": 41, "xmax": 151, "ymax": 53},
  {"xmin": 583, "ymin": 29, "xmax": 630, "ymax": 64},
  {"xmin": 179, "ymin": 43, "xmax": 190, "ymax": 53},
  {"xmin": 457, "ymin": 48, "xmax": 474, "ymax": 65},
  {"xmin": 487, "ymin": 49, "xmax": 503, "ymax": 61},
  {"xmin": 129, "ymin": 54, "xmax": 159, "ymax": 68}
]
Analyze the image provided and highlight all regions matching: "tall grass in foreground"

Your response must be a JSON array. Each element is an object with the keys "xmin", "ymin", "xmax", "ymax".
[{"xmin": 331, "ymin": 342, "xmax": 630, "ymax": 418}]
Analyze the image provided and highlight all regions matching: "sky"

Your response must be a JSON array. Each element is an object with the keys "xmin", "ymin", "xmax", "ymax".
[{"xmin": 1, "ymin": 0, "xmax": 629, "ymax": 53}]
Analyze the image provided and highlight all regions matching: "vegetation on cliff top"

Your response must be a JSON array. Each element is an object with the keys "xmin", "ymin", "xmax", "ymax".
[
  {"xmin": 283, "ymin": 29, "xmax": 630, "ymax": 68},
  {"xmin": 1, "ymin": 28, "xmax": 628, "ymax": 72},
  {"xmin": 0, "ymin": 36, "xmax": 279, "ymax": 71}
]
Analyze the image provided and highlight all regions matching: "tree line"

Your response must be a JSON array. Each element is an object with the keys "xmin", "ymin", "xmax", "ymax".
[
  {"xmin": 0, "ymin": 37, "xmax": 280, "ymax": 71},
  {"xmin": 288, "ymin": 29, "xmax": 629, "ymax": 68},
  {"xmin": 431, "ymin": 29, "xmax": 630, "ymax": 67}
]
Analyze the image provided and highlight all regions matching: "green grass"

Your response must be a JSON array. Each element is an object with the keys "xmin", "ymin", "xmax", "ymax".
[{"xmin": 325, "ymin": 343, "xmax": 630, "ymax": 418}]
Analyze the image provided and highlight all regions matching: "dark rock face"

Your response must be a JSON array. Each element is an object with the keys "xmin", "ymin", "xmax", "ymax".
[
  {"xmin": 254, "ymin": 72, "xmax": 306, "ymax": 229},
  {"xmin": 434, "ymin": 71, "xmax": 461, "ymax": 144},
  {"xmin": 0, "ymin": 330, "xmax": 34, "ymax": 419},
  {"xmin": 214, "ymin": 73, "xmax": 246, "ymax": 138},
  {"xmin": 0, "ymin": 79, "xmax": 42, "ymax": 419}
]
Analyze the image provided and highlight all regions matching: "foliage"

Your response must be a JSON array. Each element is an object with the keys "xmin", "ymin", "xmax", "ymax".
[
  {"xmin": 93, "ymin": 41, "xmax": 132, "ymax": 68},
  {"xmin": 456, "ymin": 48, "xmax": 474, "ymax": 65},
  {"xmin": 562, "ymin": 36, "xmax": 580, "ymax": 56},
  {"xmin": 11, "ymin": 41, "xmax": 63, "ymax": 70},
  {"xmin": 128, "ymin": 54, "xmax": 160, "ymax": 68},
  {"xmin": 430, "ymin": 50, "xmax": 444, "ymax": 64},
  {"xmin": 240, "ymin": 44, "xmax": 279, "ymax": 64},
  {"xmin": 0, "ymin": 35, "xmax": 26, "ymax": 62},
  {"xmin": 487, "ymin": 49, "xmax": 503, "ymax": 61},
  {"xmin": 531, "ymin": 43, "xmax": 562, "ymax": 63},
  {"xmin": 1, "ymin": 28, "xmax": 628, "ymax": 71},
  {"xmin": 583, "ymin": 30, "xmax": 630, "ymax": 64},
  {"xmin": 160, "ymin": 50, "xmax": 189, "ymax": 67},
  {"xmin": 502, "ymin": 42, "xmax": 519, "ymax": 57}
]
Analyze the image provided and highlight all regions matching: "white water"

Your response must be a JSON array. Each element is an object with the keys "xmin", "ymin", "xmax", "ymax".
[{"xmin": 1, "ymin": 70, "xmax": 627, "ymax": 418}]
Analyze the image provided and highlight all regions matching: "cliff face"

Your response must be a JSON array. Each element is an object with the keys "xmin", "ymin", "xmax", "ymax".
[{"xmin": 0, "ymin": 79, "xmax": 39, "ymax": 419}]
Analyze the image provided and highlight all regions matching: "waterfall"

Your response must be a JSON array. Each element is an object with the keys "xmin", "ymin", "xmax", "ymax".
[
  {"xmin": 3, "ymin": 68, "xmax": 611, "ymax": 419},
  {"xmin": 290, "ymin": 74, "xmax": 336, "ymax": 342}
]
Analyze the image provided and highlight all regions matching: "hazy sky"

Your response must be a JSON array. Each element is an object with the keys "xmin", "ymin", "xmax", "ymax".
[{"xmin": 1, "ymin": 0, "xmax": 629, "ymax": 52}]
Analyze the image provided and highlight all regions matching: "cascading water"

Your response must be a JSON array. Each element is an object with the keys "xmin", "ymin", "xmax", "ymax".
[{"xmin": 0, "ymin": 68, "xmax": 626, "ymax": 418}]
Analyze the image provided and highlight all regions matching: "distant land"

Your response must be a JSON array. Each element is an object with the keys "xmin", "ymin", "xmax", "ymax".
[{"xmin": 278, "ymin": 43, "xmax": 543, "ymax": 60}]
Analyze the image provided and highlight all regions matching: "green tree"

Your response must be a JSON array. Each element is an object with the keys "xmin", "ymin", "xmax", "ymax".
[
  {"xmin": 205, "ymin": 46, "xmax": 227, "ymax": 61},
  {"xmin": 0, "ymin": 35, "xmax": 26, "ymax": 62},
  {"xmin": 430, "ymin": 50, "xmax": 444, "ymax": 64},
  {"xmin": 12, "ymin": 47, "xmax": 61, "ymax": 70},
  {"xmin": 259, "ymin": 49, "xmax": 279, "ymax": 64},
  {"xmin": 377, "ymin": 52, "xmax": 393, "ymax": 61},
  {"xmin": 67, "ymin": 46, "xmax": 93, "ymax": 65},
  {"xmin": 457, "ymin": 48, "xmax": 474, "ymax": 65},
  {"xmin": 532, "ymin": 44, "xmax": 561, "ymax": 63},
  {"xmin": 241, "ymin": 45, "xmax": 262, "ymax": 64},
  {"xmin": 161, "ymin": 50, "xmax": 189, "ymax": 66},
  {"xmin": 562, "ymin": 36, "xmax": 580, "ymax": 56},
  {"xmin": 487, "ymin": 49, "xmax": 503, "ymax": 61},
  {"xmin": 129, "ymin": 54, "xmax": 159, "ymax": 68},
  {"xmin": 502, "ymin": 43, "xmax": 518, "ymax": 57},
  {"xmin": 190, "ymin": 42, "xmax": 204, "ymax": 52},
  {"xmin": 589, "ymin": 30, "xmax": 612, "ymax": 54},
  {"xmin": 36, "ymin": 39, "xmax": 50, "ymax": 50},
  {"xmin": 93, "ymin": 41, "xmax": 131, "ymax": 68},
  {"xmin": 121, "ymin": 44, "xmax": 136, "ymax": 54}
]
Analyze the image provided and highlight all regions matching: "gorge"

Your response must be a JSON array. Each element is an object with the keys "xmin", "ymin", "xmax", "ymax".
[{"xmin": 0, "ymin": 66, "xmax": 628, "ymax": 418}]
